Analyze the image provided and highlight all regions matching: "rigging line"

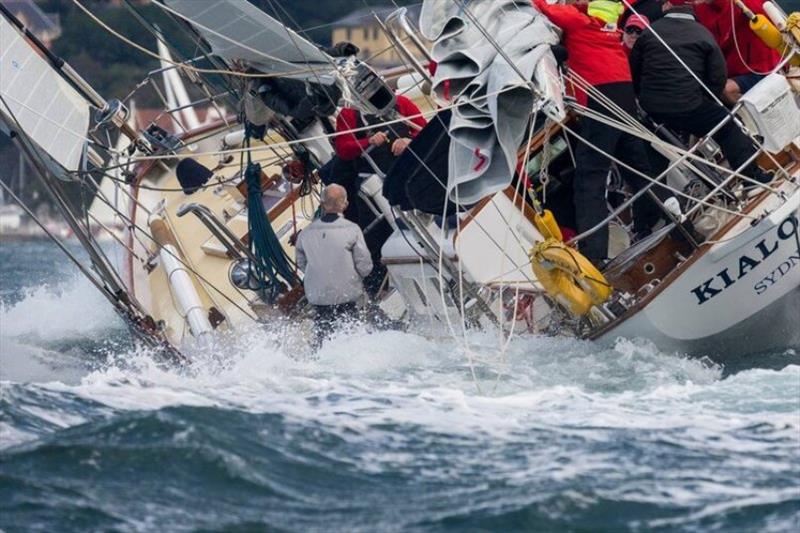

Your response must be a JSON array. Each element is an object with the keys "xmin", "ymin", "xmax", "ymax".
[
  {"xmin": 497, "ymin": 112, "xmax": 541, "ymax": 355},
  {"xmin": 565, "ymin": 72, "xmax": 649, "ymax": 131},
  {"xmin": 567, "ymin": 101, "xmax": 742, "ymax": 181},
  {"xmin": 484, "ymin": 134, "xmax": 540, "ymax": 394},
  {"xmin": 86, "ymin": 210, "xmax": 147, "ymax": 264},
  {"xmin": 0, "ymin": 181, "xmax": 133, "ymax": 309},
  {"xmin": 450, "ymin": 150, "xmax": 484, "ymax": 394},
  {"xmin": 567, "ymin": 101, "xmax": 787, "ymax": 198},
  {"xmin": 148, "ymin": 77, "xmax": 191, "ymax": 136},
  {"xmin": 70, "ymin": 0, "xmax": 320, "ymax": 79},
  {"xmin": 729, "ymin": 0, "xmax": 791, "ymax": 76},
  {"xmin": 123, "ymin": 84, "xmax": 521, "ymax": 162},
  {"xmin": 557, "ymin": 66, "xmax": 784, "ymax": 197},
  {"xmin": 85, "ymin": 178, "xmax": 261, "ymax": 323},
  {"xmin": 83, "ymin": 152, "xmax": 286, "ymax": 192},
  {"xmin": 560, "ymin": 120, "xmax": 759, "ymax": 220},
  {"xmin": 620, "ymin": 0, "xmax": 791, "ymax": 177}
]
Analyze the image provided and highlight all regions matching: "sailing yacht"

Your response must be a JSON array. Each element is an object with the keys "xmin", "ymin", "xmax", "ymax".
[{"xmin": 1, "ymin": 0, "xmax": 798, "ymax": 360}]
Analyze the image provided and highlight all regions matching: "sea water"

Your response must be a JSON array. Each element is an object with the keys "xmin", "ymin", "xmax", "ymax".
[{"xmin": 1, "ymin": 241, "xmax": 798, "ymax": 532}]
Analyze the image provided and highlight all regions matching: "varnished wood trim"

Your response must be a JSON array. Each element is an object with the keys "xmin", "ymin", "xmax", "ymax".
[{"xmin": 589, "ymin": 174, "xmax": 797, "ymax": 339}]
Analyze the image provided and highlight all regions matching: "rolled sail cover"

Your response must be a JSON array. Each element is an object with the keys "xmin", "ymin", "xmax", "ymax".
[{"xmin": 419, "ymin": 0, "xmax": 562, "ymax": 205}]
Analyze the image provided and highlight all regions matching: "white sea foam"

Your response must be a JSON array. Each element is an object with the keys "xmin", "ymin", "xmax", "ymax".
[
  {"xmin": 29, "ymin": 324, "xmax": 796, "ymax": 445},
  {"xmin": 0, "ymin": 275, "xmax": 121, "ymax": 384},
  {"xmin": 3, "ymin": 300, "xmax": 798, "ymax": 529},
  {"xmin": 2, "ymin": 269, "xmax": 798, "ymax": 518},
  {"xmin": 0, "ymin": 275, "xmax": 122, "ymax": 340}
]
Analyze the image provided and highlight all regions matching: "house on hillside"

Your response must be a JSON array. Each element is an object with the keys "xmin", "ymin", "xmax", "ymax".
[
  {"xmin": 3, "ymin": 0, "xmax": 61, "ymax": 48},
  {"xmin": 330, "ymin": 5, "xmax": 426, "ymax": 68}
]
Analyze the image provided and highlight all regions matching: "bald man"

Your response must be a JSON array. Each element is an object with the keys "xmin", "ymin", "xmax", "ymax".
[{"xmin": 296, "ymin": 184, "xmax": 373, "ymax": 348}]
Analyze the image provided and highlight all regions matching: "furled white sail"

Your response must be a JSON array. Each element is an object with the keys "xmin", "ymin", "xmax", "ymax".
[
  {"xmin": 0, "ymin": 15, "xmax": 91, "ymax": 172},
  {"xmin": 160, "ymin": 0, "xmax": 333, "ymax": 80}
]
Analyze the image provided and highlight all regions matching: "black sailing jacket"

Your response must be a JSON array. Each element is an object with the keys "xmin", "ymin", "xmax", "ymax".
[{"xmin": 629, "ymin": 7, "xmax": 727, "ymax": 115}]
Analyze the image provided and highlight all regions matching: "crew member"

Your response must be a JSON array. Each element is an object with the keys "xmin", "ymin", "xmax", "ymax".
[
  {"xmin": 695, "ymin": 0, "xmax": 781, "ymax": 103},
  {"xmin": 534, "ymin": 0, "xmax": 663, "ymax": 264},
  {"xmin": 295, "ymin": 184, "xmax": 373, "ymax": 349},
  {"xmin": 629, "ymin": 0, "xmax": 770, "ymax": 184},
  {"xmin": 623, "ymin": 14, "xmax": 649, "ymax": 54},
  {"xmin": 332, "ymin": 93, "xmax": 427, "ymax": 295},
  {"xmin": 334, "ymin": 93, "xmax": 427, "ymax": 176},
  {"xmin": 620, "ymin": 0, "xmax": 665, "ymax": 27}
]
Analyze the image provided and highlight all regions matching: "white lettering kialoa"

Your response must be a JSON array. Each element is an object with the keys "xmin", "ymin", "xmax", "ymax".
[{"xmin": 690, "ymin": 215, "xmax": 799, "ymax": 305}]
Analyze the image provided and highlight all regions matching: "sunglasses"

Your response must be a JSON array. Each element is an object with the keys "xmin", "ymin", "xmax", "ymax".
[{"xmin": 625, "ymin": 27, "xmax": 643, "ymax": 35}]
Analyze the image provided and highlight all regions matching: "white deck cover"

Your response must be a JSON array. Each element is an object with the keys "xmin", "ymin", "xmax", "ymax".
[{"xmin": 0, "ymin": 15, "xmax": 90, "ymax": 171}]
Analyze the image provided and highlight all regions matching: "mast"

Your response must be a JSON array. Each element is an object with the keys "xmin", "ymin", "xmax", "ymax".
[{"xmin": 0, "ymin": 6, "xmax": 182, "ymax": 358}]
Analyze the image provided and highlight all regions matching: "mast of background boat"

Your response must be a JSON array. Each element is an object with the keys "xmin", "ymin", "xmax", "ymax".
[
  {"xmin": 157, "ymin": 39, "xmax": 202, "ymax": 132},
  {"xmin": 88, "ymin": 101, "xmax": 137, "ymax": 230},
  {"xmin": 119, "ymin": 0, "xmax": 238, "ymax": 123},
  {"xmin": 138, "ymin": 0, "xmax": 242, "ymax": 106}
]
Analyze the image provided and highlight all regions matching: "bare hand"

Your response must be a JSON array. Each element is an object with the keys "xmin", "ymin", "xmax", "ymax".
[
  {"xmin": 368, "ymin": 132, "xmax": 388, "ymax": 146},
  {"xmin": 391, "ymin": 137, "xmax": 412, "ymax": 156}
]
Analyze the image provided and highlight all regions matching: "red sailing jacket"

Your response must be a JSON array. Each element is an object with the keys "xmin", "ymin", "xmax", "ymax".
[
  {"xmin": 334, "ymin": 95, "xmax": 427, "ymax": 161},
  {"xmin": 533, "ymin": 0, "xmax": 632, "ymax": 106},
  {"xmin": 695, "ymin": 0, "xmax": 780, "ymax": 77}
]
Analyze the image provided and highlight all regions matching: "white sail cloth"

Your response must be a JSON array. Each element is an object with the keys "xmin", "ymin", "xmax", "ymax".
[
  {"xmin": 0, "ymin": 15, "xmax": 91, "ymax": 172},
  {"xmin": 161, "ymin": 0, "xmax": 335, "ymax": 81},
  {"xmin": 419, "ymin": 0, "xmax": 562, "ymax": 204}
]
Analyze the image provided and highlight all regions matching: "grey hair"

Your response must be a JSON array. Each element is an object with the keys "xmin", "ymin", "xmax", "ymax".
[{"xmin": 320, "ymin": 184, "xmax": 348, "ymax": 212}]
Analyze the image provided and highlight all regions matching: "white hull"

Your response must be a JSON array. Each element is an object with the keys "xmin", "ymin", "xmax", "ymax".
[{"xmin": 598, "ymin": 186, "xmax": 800, "ymax": 358}]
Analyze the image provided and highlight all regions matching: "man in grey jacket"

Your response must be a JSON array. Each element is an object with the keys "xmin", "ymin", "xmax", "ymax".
[{"xmin": 296, "ymin": 184, "xmax": 373, "ymax": 348}]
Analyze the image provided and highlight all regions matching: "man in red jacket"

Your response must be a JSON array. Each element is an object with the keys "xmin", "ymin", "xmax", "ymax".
[
  {"xmin": 695, "ymin": 0, "xmax": 781, "ymax": 103},
  {"xmin": 534, "ymin": 0, "xmax": 662, "ymax": 263},
  {"xmin": 334, "ymin": 94, "xmax": 427, "ymax": 176}
]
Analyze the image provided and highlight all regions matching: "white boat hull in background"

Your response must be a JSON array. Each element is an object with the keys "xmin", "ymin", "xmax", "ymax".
[{"xmin": 598, "ymin": 187, "xmax": 800, "ymax": 358}]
